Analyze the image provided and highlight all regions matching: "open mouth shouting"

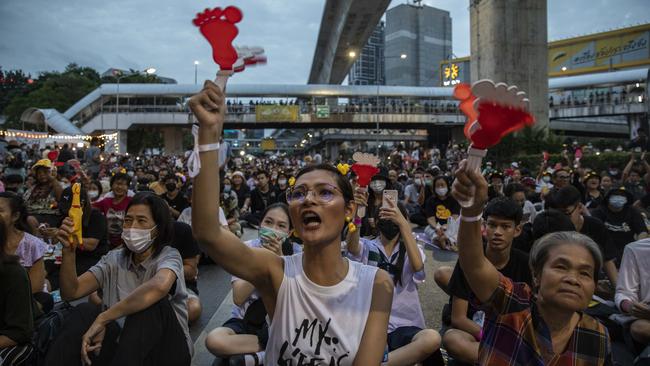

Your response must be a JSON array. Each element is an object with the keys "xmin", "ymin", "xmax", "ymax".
[{"xmin": 301, "ymin": 210, "xmax": 322, "ymax": 231}]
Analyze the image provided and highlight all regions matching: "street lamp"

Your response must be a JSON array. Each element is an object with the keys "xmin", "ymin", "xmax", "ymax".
[
  {"xmin": 194, "ymin": 61, "xmax": 199, "ymax": 84},
  {"xmin": 348, "ymin": 51, "xmax": 357, "ymax": 58},
  {"xmin": 374, "ymin": 54, "xmax": 408, "ymax": 154},
  {"xmin": 114, "ymin": 67, "xmax": 156, "ymax": 152}
]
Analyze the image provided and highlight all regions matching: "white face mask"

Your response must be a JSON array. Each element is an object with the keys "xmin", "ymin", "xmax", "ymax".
[
  {"xmin": 435, "ymin": 187, "xmax": 448, "ymax": 197},
  {"xmin": 370, "ymin": 180, "xmax": 386, "ymax": 193},
  {"xmin": 61, "ymin": 182, "xmax": 71, "ymax": 189},
  {"xmin": 414, "ymin": 178, "xmax": 423, "ymax": 186},
  {"xmin": 278, "ymin": 178, "xmax": 287, "ymax": 186},
  {"xmin": 121, "ymin": 226, "xmax": 157, "ymax": 253},
  {"xmin": 88, "ymin": 190, "xmax": 99, "ymax": 200}
]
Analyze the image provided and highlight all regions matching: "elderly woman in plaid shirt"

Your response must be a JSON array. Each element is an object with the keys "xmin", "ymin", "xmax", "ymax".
[{"xmin": 450, "ymin": 159, "xmax": 613, "ymax": 366}]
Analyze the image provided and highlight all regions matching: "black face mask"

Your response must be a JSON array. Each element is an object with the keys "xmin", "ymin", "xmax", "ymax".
[
  {"xmin": 377, "ymin": 219, "xmax": 400, "ymax": 240},
  {"xmin": 165, "ymin": 183, "xmax": 177, "ymax": 192}
]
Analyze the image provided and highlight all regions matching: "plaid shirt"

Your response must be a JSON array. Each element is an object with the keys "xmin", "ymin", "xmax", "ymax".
[{"xmin": 474, "ymin": 274, "xmax": 612, "ymax": 366}]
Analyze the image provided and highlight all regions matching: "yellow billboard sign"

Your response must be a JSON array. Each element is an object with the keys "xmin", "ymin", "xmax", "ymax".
[
  {"xmin": 260, "ymin": 139, "xmax": 276, "ymax": 150},
  {"xmin": 548, "ymin": 24, "xmax": 650, "ymax": 75},
  {"xmin": 256, "ymin": 105, "xmax": 299, "ymax": 122}
]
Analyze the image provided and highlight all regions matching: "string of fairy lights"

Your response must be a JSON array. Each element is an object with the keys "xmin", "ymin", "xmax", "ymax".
[{"xmin": 0, "ymin": 130, "xmax": 120, "ymax": 152}]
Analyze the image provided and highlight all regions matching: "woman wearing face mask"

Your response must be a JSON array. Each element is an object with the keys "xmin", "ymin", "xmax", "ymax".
[
  {"xmin": 347, "ymin": 200, "xmax": 443, "ymax": 366},
  {"xmin": 276, "ymin": 172, "xmax": 290, "ymax": 204},
  {"xmin": 362, "ymin": 170, "xmax": 393, "ymax": 237},
  {"xmin": 423, "ymin": 176, "xmax": 460, "ymax": 251},
  {"xmin": 591, "ymin": 187, "xmax": 648, "ymax": 267},
  {"xmin": 222, "ymin": 177, "xmax": 242, "ymax": 237},
  {"xmin": 190, "ymin": 81, "xmax": 393, "ymax": 365},
  {"xmin": 48, "ymin": 192, "xmax": 192, "ymax": 366},
  {"xmin": 87, "ymin": 180, "xmax": 104, "ymax": 202},
  {"xmin": 206, "ymin": 203, "xmax": 301, "ymax": 364}
]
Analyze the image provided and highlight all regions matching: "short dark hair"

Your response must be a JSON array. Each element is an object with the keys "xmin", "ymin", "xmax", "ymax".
[
  {"xmin": 547, "ymin": 186, "xmax": 581, "ymax": 210},
  {"xmin": 256, "ymin": 170, "xmax": 269, "ymax": 179},
  {"xmin": 504, "ymin": 183, "xmax": 526, "ymax": 197},
  {"xmin": 532, "ymin": 209, "xmax": 575, "ymax": 240},
  {"xmin": 110, "ymin": 172, "xmax": 132, "ymax": 187},
  {"xmin": 483, "ymin": 197, "xmax": 523, "ymax": 225},
  {"xmin": 123, "ymin": 192, "xmax": 174, "ymax": 258},
  {"xmin": 0, "ymin": 192, "xmax": 33, "ymax": 234}
]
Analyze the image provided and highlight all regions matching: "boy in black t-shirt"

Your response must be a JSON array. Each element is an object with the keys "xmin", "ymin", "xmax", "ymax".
[
  {"xmin": 441, "ymin": 197, "xmax": 531, "ymax": 365},
  {"xmin": 160, "ymin": 175, "xmax": 190, "ymax": 220}
]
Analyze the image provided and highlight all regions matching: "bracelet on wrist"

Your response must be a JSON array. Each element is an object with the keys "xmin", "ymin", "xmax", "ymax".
[{"xmin": 460, "ymin": 212, "xmax": 483, "ymax": 222}]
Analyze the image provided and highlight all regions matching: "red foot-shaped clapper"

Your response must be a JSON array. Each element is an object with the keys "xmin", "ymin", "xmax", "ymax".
[
  {"xmin": 352, "ymin": 164, "xmax": 380, "ymax": 187},
  {"xmin": 193, "ymin": 6, "xmax": 243, "ymax": 71},
  {"xmin": 453, "ymin": 80, "xmax": 535, "ymax": 208}
]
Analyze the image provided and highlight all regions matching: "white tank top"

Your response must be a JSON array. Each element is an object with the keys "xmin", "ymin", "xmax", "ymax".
[{"xmin": 265, "ymin": 252, "xmax": 378, "ymax": 365}]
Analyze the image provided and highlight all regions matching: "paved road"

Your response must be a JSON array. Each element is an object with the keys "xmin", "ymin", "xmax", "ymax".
[{"xmin": 189, "ymin": 230, "xmax": 458, "ymax": 365}]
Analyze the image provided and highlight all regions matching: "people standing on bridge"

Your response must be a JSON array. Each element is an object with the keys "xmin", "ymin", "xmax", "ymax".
[
  {"xmin": 205, "ymin": 203, "xmax": 301, "ymax": 364},
  {"xmin": 346, "ymin": 195, "xmax": 443, "ymax": 366},
  {"xmin": 451, "ymin": 161, "xmax": 613, "ymax": 365},
  {"xmin": 190, "ymin": 80, "xmax": 393, "ymax": 365},
  {"xmin": 48, "ymin": 192, "xmax": 192, "ymax": 366}
]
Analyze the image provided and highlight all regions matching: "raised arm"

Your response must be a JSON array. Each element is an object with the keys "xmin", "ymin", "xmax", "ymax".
[
  {"xmin": 346, "ymin": 187, "xmax": 368, "ymax": 256},
  {"xmin": 189, "ymin": 81, "xmax": 281, "ymax": 286},
  {"xmin": 451, "ymin": 161, "xmax": 500, "ymax": 303},
  {"xmin": 622, "ymin": 153, "xmax": 635, "ymax": 182},
  {"xmin": 57, "ymin": 217, "xmax": 100, "ymax": 301}
]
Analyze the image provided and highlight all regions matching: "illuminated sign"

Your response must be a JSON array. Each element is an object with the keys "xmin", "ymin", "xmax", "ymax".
[{"xmin": 443, "ymin": 63, "xmax": 460, "ymax": 86}]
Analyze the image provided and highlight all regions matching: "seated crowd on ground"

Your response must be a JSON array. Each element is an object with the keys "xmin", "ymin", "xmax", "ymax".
[{"xmin": 1, "ymin": 84, "xmax": 650, "ymax": 365}]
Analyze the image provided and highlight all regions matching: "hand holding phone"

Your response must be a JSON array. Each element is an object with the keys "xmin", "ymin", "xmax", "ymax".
[{"xmin": 382, "ymin": 190, "xmax": 398, "ymax": 209}]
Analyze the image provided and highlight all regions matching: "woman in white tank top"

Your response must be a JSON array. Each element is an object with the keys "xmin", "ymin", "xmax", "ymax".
[{"xmin": 189, "ymin": 81, "xmax": 394, "ymax": 366}]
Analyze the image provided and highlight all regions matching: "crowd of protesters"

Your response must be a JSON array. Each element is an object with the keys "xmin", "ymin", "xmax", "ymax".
[{"xmin": 0, "ymin": 87, "xmax": 649, "ymax": 365}]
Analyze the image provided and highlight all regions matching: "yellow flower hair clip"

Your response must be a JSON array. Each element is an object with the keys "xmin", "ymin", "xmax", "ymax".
[
  {"xmin": 337, "ymin": 163, "xmax": 350, "ymax": 176},
  {"xmin": 288, "ymin": 176, "xmax": 296, "ymax": 187}
]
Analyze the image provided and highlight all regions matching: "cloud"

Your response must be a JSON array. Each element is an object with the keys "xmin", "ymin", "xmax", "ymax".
[{"xmin": 1, "ymin": 0, "xmax": 648, "ymax": 83}]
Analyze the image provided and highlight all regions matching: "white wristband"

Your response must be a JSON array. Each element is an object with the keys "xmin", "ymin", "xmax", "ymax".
[
  {"xmin": 198, "ymin": 142, "xmax": 221, "ymax": 152},
  {"xmin": 460, "ymin": 213, "xmax": 483, "ymax": 222}
]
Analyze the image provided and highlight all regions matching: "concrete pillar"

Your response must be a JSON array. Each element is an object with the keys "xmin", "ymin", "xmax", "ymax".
[
  {"xmin": 469, "ymin": 0, "xmax": 548, "ymax": 128},
  {"xmin": 117, "ymin": 130, "xmax": 128, "ymax": 155},
  {"xmin": 162, "ymin": 127, "xmax": 184, "ymax": 155}
]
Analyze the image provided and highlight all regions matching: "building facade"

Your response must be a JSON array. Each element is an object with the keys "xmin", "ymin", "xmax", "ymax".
[
  {"xmin": 348, "ymin": 22, "xmax": 386, "ymax": 86},
  {"xmin": 385, "ymin": 3, "xmax": 452, "ymax": 86}
]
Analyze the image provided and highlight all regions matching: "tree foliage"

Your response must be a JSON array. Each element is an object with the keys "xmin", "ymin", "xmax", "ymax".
[
  {"xmin": 487, "ymin": 127, "xmax": 564, "ymax": 165},
  {"xmin": 0, "ymin": 68, "xmax": 34, "ymax": 114},
  {"xmin": 3, "ymin": 63, "xmax": 101, "ymax": 129}
]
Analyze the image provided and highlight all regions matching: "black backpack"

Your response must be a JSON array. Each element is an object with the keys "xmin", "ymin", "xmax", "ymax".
[{"xmin": 31, "ymin": 302, "xmax": 74, "ymax": 366}]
